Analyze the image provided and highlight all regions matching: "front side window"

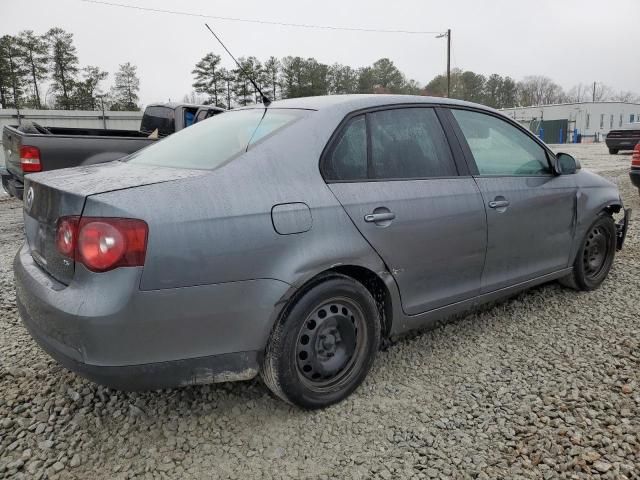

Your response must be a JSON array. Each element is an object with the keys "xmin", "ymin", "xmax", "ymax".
[
  {"xmin": 452, "ymin": 109, "xmax": 550, "ymax": 176},
  {"xmin": 127, "ymin": 109, "xmax": 304, "ymax": 170},
  {"xmin": 368, "ymin": 108, "xmax": 456, "ymax": 179}
]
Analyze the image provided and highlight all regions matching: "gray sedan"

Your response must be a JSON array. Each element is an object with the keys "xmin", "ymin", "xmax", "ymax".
[{"xmin": 15, "ymin": 95, "xmax": 630, "ymax": 409}]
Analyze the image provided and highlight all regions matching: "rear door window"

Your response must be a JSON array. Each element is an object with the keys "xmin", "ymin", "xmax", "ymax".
[
  {"xmin": 451, "ymin": 109, "xmax": 551, "ymax": 176},
  {"xmin": 368, "ymin": 108, "xmax": 456, "ymax": 179},
  {"xmin": 127, "ymin": 109, "xmax": 304, "ymax": 170}
]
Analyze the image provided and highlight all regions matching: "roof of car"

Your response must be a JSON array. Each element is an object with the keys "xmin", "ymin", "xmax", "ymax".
[{"xmin": 261, "ymin": 94, "xmax": 494, "ymax": 113}]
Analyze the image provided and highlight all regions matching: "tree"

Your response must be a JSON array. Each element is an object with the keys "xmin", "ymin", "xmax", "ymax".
[
  {"xmin": 370, "ymin": 58, "xmax": 406, "ymax": 93},
  {"xmin": 219, "ymin": 67, "xmax": 233, "ymax": 109},
  {"xmin": 192, "ymin": 52, "xmax": 225, "ymax": 107},
  {"xmin": 356, "ymin": 66, "xmax": 376, "ymax": 94},
  {"xmin": 497, "ymin": 76, "xmax": 518, "ymax": 108},
  {"xmin": 517, "ymin": 75, "xmax": 564, "ymax": 106},
  {"xmin": 262, "ymin": 56, "xmax": 281, "ymax": 101},
  {"xmin": 592, "ymin": 82, "xmax": 613, "ymax": 102},
  {"xmin": 16, "ymin": 30, "xmax": 48, "ymax": 108},
  {"xmin": 328, "ymin": 63, "xmax": 358, "ymax": 94},
  {"xmin": 111, "ymin": 62, "xmax": 140, "ymax": 110},
  {"xmin": 47, "ymin": 27, "xmax": 79, "ymax": 109},
  {"xmin": 73, "ymin": 65, "xmax": 108, "ymax": 110},
  {"xmin": 0, "ymin": 35, "xmax": 28, "ymax": 109}
]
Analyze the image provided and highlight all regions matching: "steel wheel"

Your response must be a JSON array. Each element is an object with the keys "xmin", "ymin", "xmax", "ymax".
[
  {"xmin": 582, "ymin": 225, "xmax": 610, "ymax": 280},
  {"xmin": 261, "ymin": 274, "xmax": 380, "ymax": 409},
  {"xmin": 294, "ymin": 297, "xmax": 366, "ymax": 392}
]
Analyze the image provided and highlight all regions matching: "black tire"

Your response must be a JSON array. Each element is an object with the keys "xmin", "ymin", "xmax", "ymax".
[
  {"xmin": 261, "ymin": 274, "xmax": 381, "ymax": 409},
  {"xmin": 608, "ymin": 148, "xmax": 619, "ymax": 155},
  {"xmin": 560, "ymin": 214, "xmax": 616, "ymax": 291}
]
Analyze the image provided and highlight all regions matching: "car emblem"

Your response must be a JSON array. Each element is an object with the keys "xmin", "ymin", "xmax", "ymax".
[{"xmin": 25, "ymin": 187, "xmax": 34, "ymax": 210}]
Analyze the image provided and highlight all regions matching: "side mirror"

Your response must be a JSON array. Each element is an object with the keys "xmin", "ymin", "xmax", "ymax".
[{"xmin": 556, "ymin": 152, "xmax": 580, "ymax": 174}]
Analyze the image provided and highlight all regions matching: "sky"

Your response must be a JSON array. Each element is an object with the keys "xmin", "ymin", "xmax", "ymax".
[{"xmin": 2, "ymin": 0, "xmax": 639, "ymax": 106}]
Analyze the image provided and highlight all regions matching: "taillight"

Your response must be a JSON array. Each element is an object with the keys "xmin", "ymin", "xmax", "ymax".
[
  {"xmin": 55, "ymin": 216, "xmax": 148, "ymax": 272},
  {"xmin": 632, "ymin": 144, "xmax": 640, "ymax": 167},
  {"xmin": 20, "ymin": 146, "xmax": 42, "ymax": 172},
  {"xmin": 56, "ymin": 217, "xmax": 79, "ymax": 258}
]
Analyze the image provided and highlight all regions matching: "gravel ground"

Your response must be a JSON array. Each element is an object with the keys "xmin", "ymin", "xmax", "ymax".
[{"xmin": 0, "ymin": 143, "xmax": 639, "ymax": 479}]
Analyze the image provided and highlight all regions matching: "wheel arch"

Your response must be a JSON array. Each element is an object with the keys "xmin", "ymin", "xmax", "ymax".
[{"xmin": 267, "ymin": 264, "xmax": 398, "ymax": 351}]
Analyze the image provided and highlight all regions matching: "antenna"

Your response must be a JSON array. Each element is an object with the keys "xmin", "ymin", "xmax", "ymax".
[{"xmin": 204, "ymin": 23, "xmax": 271, "ymax": 107}]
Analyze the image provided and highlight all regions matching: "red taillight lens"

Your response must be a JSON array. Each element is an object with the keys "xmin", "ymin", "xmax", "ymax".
[
  {"xmin": 56, "ymin": 217, "xmax": 79, "ymax": 258},
  {"xmin": 632, "ymin": 144, "xmax": 640, "ymax": 167},
  {"xmin": 20, "ymin": 146, "xmax": 42, "ymax": 172},
  {"xmin": 55, "ymin": 216, "xmax": 148, "ymax": 272}
]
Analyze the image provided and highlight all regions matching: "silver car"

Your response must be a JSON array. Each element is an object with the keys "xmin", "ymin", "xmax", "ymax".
[{"xmin": 15, "ymin": 95, "xmax": 630, "ymax": 409}]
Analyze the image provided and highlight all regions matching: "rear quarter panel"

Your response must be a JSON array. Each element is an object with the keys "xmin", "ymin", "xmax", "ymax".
[{"xmin": 83, "ymin": 109, "xmax": 390, "ymax": 292}]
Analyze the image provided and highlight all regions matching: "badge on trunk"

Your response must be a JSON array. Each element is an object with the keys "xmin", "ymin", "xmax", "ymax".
[{"xmin": 25, "ymin": 186, "xmax": 34, "ymax": 211}]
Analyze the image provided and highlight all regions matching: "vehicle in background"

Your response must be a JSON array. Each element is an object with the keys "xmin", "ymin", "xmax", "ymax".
[
  {"xmin": 631, "ymin": 143, "xmax": 640, "ymax": 196},
  {"xmin": 1, "ymin": 102, "xmax": 224, "ymax": 199},
  {"xmin": 605, "ymin": 123, "xmax": 640, "ymax": 154},
  {"xmin": 14, "ymin": 95, "xmax": 630, "ymax": 409},
  {"xmin": 194, "ymin": 105, "xmax": 225, "ymax": 124}
]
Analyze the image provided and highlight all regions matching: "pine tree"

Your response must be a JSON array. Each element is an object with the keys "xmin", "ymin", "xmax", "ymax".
[
  {"xmin": 192, "ymin": 53, "xmax": 225, "ymax": 108},
  {"xmin": 73, "ymin": 66, "xmax": 108, "ymax": 110},
  {"xmin": 47, "ymin": 27, "xmax": 79, "ymax": 110},
  {"xmin": 17, "ymin": 30, "xmax": 49, "ymax": 108},
  {"xmin": 219, "ymin": 67, "xmax": 233, "ymax": 109},
  {"xmin": 262, "ymin": 56, "xmax": 281, "ymax": 101},
  {"xmin": 111, "ymin": 62, "xmax": 140, "ymax": 110},
  {"xmin": 0, "ymin": 35, "xmax": 28, "ymax": 109}
]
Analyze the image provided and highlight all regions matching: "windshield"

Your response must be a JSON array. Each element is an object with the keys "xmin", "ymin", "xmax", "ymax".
[{"xmin": 126, "ymin": 109, "xmax": 305, "ymax": 170}]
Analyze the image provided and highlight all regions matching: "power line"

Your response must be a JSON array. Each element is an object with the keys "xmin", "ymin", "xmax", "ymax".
[{"xmin": 80, "ymin": 0, "xmax": 445, "ymax": 35}]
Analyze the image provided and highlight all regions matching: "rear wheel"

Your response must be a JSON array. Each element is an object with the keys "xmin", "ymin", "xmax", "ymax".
[
  {"xmin": 608, "ymin": 148, "xmax": 619, "ymax": 154},
  {"xmin": 261, "ymin": 274, "xmax": 380, "ymax": 409},
  {"xmin": 560, "ymin": 214, "xmax": 616, "ymax": 291}
]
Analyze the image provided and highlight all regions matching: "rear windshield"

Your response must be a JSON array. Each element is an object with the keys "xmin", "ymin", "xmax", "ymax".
[
  {"xmin": 140, "ymin": 106, "xmax": 175, "ymax": 136},
  {"xmin": 127, "ymin": 109, "xmax": 305, "ymax": 170}
]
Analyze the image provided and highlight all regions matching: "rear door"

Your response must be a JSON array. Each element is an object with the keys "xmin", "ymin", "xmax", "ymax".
[
  {"xmin": 325, "ymin": 106, "xmax": 487, "ymax": 315},
  {"xmin": 447, "ymin": 108, "xmax": 577, "ymax": 293}
]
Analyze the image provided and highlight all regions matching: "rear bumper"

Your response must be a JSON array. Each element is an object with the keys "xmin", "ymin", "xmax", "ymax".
[
  {"xmin": 14, "ymin": 244, "xmax": 290, "ymax": 390},
  {"xmin": 630, "ymin": 168, "xmax": 640, "ymax": 189},
  {"xmin": 1, "ymin": 167, "xmax": 23, "ymax": 199},
  {"xmin": 605, "ymin": 138, "xmax": 639, "ymax": 151}
]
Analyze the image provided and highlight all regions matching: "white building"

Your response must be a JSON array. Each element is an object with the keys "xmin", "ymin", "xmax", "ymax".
[{"xmin": 500, "ymin": 101, "xmax": 640, "ymax": 143}]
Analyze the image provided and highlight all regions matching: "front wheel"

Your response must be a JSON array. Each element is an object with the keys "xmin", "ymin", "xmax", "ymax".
[
  {"xmin": 608, "ymin": 148, "xmax": 619, "ymax": 154},
  {"xmin": 261, "ymin": 274, "xmax": 381, "ymax": 409},
  {"xmin": 560, "ymin": 214, "xmax": 616, "ymax": 291}
]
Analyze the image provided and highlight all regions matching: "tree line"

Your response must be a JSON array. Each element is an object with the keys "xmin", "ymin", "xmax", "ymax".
[
  {"xmin": 2, "ymin": 27, "xmax": 638, "ymax": 112},
  {"xmin": 0, "ymin": 28, "xmax": 141, "ymax": 111},
  {"xmin": 190, "ymin": 53, "xmax": 640, "ymax": 110},
  {"xmin": 189, "ymin": 54, "xmax": 422, "ymax": 108}
]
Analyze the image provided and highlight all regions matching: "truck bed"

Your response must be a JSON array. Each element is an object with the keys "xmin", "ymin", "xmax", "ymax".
[{"xmin": 2, "ymin": 125, "xmax": 157, "ymax": 199}]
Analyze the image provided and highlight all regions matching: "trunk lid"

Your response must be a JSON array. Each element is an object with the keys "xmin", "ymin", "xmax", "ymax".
[{"xmin": 23, "ymin": 161, "xmax": 206, "ymax": 284}]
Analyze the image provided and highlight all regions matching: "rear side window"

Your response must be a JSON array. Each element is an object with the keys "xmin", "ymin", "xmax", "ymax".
[
  {"xmin": 451, "ymin": 109, "xmax": 550, "ymax": 176},
  {"xmin": 127, "ymin": 109, "xmax": 303, "ymax": 170},
  {"xmin": 369, "ymin": 108, "xmax": 456, "ymax": 179},
  {"xmin": 325, "ymin": 115, "xmax": 367, "ymax": 181},
  {"xmin": 323, "ymin": 107, "xmax": 456, "ymax": 181}
]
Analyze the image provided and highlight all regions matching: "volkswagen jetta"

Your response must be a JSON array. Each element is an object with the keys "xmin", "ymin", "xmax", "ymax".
[{"xmin": 15, "ymin": 95, "xmax": 630, "ymax": 408}]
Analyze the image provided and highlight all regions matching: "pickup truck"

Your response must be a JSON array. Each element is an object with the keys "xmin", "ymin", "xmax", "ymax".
[
  {"xmin": 1, "ymin": 102, "xmax": 224, "ymax": 199},
  {"xmin": 605, "ymin": 123, "xmax": 640, "ymax": 154}
]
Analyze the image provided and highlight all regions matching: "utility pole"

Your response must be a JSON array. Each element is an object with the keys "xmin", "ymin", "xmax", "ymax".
[
  {"xmin": 436, "ymin": 29, "xmax": 452, "ymax": 97},
  {"xmin": 447, "ymin": 29, "xmax": 451, "ymax": 98}
]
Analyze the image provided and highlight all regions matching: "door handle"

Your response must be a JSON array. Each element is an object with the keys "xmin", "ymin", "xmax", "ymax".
[
  {"xmin": 488, "ymin": 200, "xmax": 510, "ymax": 209},
  {"xmin": 364, "ymin": 212, "xmax": 396, "ymax": 223}
]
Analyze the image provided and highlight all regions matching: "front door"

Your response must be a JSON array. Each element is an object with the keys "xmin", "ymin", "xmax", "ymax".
[
  {"xmin": 449, "ymin": 108, "xmax": 577, "ymax": 293},
  {"xmin": 323, "ymin": 107, "xmax": 487, "ymax": 315}
]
